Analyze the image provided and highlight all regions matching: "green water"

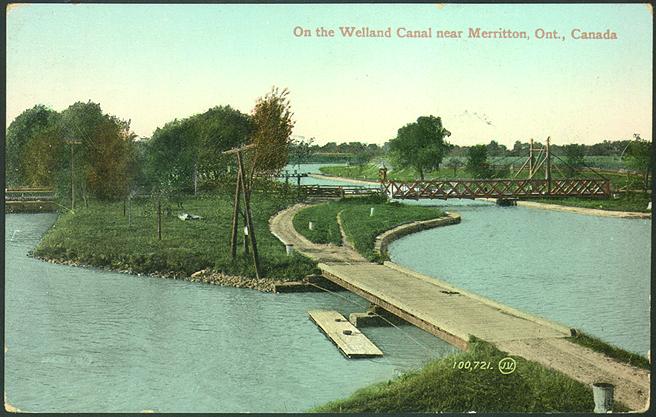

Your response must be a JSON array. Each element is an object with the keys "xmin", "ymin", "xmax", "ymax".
[
  {"xmin": 389, "ymin": 201, "xmax": 651, "ymax": 355},
  {"xmin": 4, "ymin": 213, "xmax": 456, "ymax": 413}
]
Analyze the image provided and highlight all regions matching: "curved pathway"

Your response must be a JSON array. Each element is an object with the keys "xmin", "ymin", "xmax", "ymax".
[
  {"xmin": 269, "ymin": 203, "xmax": 367, "ymax": 263},
  {"xmin": 269, "ymin": 202, "xmax": 650, "ymax": 411}
]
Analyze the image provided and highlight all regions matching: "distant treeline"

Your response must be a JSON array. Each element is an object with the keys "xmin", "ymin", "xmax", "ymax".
[{"xmin": 294, "ymin": 139, "xmax": 638, "ymax": 163}]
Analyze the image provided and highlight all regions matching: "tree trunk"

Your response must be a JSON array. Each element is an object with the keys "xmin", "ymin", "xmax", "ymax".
[
  {"xmin": 418, "ymin": 167, "xmax": 424, "ymax": 180},
  {"xmin": 193, "ymin": 162, "xmax": 198, "ymax": 195},
  {"xmin": 644, "ymin": 168, "xmax": 650, "ymax": 192}
]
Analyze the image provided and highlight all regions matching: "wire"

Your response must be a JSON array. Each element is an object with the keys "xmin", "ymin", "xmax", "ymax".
[{"xmin": 305, "ymin": 281, "xmax": 442, "ymax": 355}]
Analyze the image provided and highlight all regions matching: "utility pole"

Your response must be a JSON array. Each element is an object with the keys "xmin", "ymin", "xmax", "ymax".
[
  {"xmin": 545, "ymin": 136, "xmax": 552, "ymax": 195},
  {"xmin": 223, "ymin": 143, "xmax": 261, "ymax": 279},
  {"xmin": 528, "ymin": 138, "xmax": 534, "ymax": 178},
  {"xmin": 71, "ymin": 145, "xmax": 75, "ymax": 210},
  {"xmin": 65, "ymin": 138, "xmax": 82, "ymax": 211}
]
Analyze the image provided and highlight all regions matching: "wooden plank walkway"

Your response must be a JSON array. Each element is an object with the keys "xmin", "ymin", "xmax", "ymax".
[
  {"xmin": 319, "ymin": 262, "xmax": 570, "ymax": 350},
  {"xmin": 308, "ymin": 310, "xmax": 383, "ymax": 358}
]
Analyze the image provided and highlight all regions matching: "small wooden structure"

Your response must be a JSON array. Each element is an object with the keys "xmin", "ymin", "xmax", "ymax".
[
  {"xmin": 223, "ymin": 144, "xmax": 261, "ymax": 278},
  {"xmin": 5, "ymin": 188, "xmax": 57, "ymax": 213},
  {"xmin": 308, "ymin": 310, "xmax": 383, "ymax": 358}
]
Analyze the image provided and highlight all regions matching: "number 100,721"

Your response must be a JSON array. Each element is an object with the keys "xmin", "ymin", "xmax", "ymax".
[{"xmin": 452, "ymin": 360, "xmax": 492, "ymax": 371}]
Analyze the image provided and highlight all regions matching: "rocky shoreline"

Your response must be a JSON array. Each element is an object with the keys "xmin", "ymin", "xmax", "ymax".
[{"xmin": 35, "ymin": 255, "xmax": 289, "ymax": 293}]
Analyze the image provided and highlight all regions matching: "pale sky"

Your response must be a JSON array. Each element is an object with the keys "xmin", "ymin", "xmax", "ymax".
[{"xmin": 6, "ymin": 3, "xmax": 653, "ymax": 146}]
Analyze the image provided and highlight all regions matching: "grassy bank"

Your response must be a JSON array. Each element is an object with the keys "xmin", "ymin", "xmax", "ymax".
[
  {"xmin": 292, "ymin": 196, "xmax": 444, "ymax": 261},
  {"xmin": 33, "ymin": 190, "xmax": 317, "ymax": 279},
  {"xmin": 311, "ymin": 337, "xmax": 623, "ymax": 413},
  {"xmin": 569, "ymin": 332, "xmax": 650, "ymax": 370},
  {"xmin": 531, "ymin": 193, "xmax": 651, "ymax": 213}
]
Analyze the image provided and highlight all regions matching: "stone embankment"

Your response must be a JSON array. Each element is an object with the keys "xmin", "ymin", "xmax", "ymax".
[
  {"xmin": 374, "ymin": 212, "xmax": 461, "ymax": 258},
  {"xmin": 36, "ymin": 255, "xmax": 289, "ymax": 293}
]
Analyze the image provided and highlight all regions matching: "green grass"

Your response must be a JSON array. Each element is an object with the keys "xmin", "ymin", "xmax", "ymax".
[
  {"xmin": 530, "ymin": 192, "xmax": 651, "ymax": 213},
  {"xmin": 33, "ymin": 190, "xmax": 318, "ymax": 279},
  {"xmin": 311, "ymin": 337, "xmax": 624, "ymax": 413},
  {"xmin": 569, "ymin": 331, "xmax": 650, "ymax": 370},
  {"xmin": 293, "ymin": 196, "xmax": 444, "ymax": 261},
  {"xmin": 340, "ymin": 202, "xmax": 444, "ymax": 261}
]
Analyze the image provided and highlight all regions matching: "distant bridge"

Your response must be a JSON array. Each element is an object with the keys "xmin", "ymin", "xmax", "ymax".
[
  {"xmin": 382, "ymin": 178, "xmax": 611, "ymax": 200},
  {"xmin": 5, "ymin": 187, "xmax": 57, "ymax": 212}
]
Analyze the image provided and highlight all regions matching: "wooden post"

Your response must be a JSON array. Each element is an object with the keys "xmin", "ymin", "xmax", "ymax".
[
  {"xmin": 193, "ymin": 162, "xmax": 198, "ymax": 195},
  {"xmin": 243, "ymin": 225, "xmax": 249, "ymax": 255},
  {"xmin": 236, "ymin": 151, "xmax": 261, "ymax": 279},
  {"xmin": 545, "ymin": 137, "xmax": 552, "ymax": 195},
  {"xmin": 528, "ymin": 138, "xmax": 534, "ymax": 178},
  {"xmin": 229, "ymin": 169, "xmax": 242, "ymax": 259},
  {"xmin": 157, "ymin": 197, "xmax": 162, "ymax": 240},
  {"xmin": 70, "ymin": 145, "xmax": 75, "ymax": 211},
  {"xmin": 297, "ymin": 174, "xmax": 301, "ymax": 199}
]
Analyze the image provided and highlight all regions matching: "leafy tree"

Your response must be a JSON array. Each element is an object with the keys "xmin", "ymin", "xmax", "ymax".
[
  {"xmin": 147, "ymin": 118, "xmax": 197, "ymax": 192},
  {"xmin": 196, "ymin": 105, "xmax": 253, "ymax": 180},
  {"xmin": 289, "ymin": 136, "xmax": 315, "ymax": 168},
  {"xmin": 486, "ymin": 140, "xmax": 507, "ymax": 157},
  {"xmin": 388, "ymin": 115, "xmax": 452, "ymax": 180},
  {"xmin": 6, "ymin": 105, "xmax": 59, "ymax": 186},
  {"xmin": 20, "ymin": 124, "xmax": 65, "ymax": 187},
  {"xmin": 445, "ymin": 158, "xmax": 464, "ymax": 176},
  {"xmin": 466, "ymin": 145, "xmax": 493, "ymax": 178},
  {"xmin": 246, "ymin": 86, "xmax": 295, "ymax": 186},
  {"xmin": 625, "ymin": 135, "xmax": 652, "ymax": 191},
  {"xmin": 562, "ymin": 144, "xmax": 585, "ymax": 177}
]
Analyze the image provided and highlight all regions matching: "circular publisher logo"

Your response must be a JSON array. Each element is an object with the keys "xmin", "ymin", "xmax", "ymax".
[{"xmin": 498, "ymin": 357, "xmax": 516, "ymax": 374}]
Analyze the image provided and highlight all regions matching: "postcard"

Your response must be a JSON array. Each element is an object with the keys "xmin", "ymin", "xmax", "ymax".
[{"xmin": 4, "ymin": 3, "xmax": 652, "ymax": 413}]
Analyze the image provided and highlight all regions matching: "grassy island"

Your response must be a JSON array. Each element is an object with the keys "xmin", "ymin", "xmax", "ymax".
[
  {"xmin": 311, "ymin": 337, "xmax": 629, "ymax": 413},
  {"xmin": 33, "ymin": 191, "xmax": 318, "ymax": 279},
  {"xmin": 292, "ymin": 195, "xmax": 444, "ymax": 261}
]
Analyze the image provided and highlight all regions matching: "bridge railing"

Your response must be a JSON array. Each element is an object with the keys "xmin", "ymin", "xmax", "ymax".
[
  {"xmin": 382, "ymin": 179, "xmax": 611, "ymax": 200},
  {"xmin": 301, "ymin": 185, "xmax": 381, "ymax": 198},
  {"xmin": 5, "ymin": 188, "xmax": 56, "ymax": 201}
]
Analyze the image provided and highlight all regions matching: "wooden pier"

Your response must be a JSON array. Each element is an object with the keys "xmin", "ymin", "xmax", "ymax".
[
  {"xmin": 319, "ymin": 262, "xmax": 571, "ymax": 350},
  {"xmin": 308, "ymin": 310, "xmax": 383, "ymax": 358}
]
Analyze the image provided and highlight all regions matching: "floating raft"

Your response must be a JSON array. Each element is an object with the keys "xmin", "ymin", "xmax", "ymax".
[{"xmin": 308, "ymin": 310, "xmax": 383, "ymax": 358}]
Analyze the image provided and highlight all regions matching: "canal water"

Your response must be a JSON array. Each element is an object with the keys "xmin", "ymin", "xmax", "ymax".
[
  {"xmin": 5, "ymin": 213, "xmax": 456, "ymax": 413},
  {"xmin": 389, "ymin": 200, "xmax": 651, "ymax": 355}
]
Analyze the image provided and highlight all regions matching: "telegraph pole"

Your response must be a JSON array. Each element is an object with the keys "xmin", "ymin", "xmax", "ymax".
[
  {"xmin": 545, "ymin": 136, "xmax": 552, "ymax": 195},
  {"xmin": 528, "ymin": 138, "xmax": 534, "ymax": 178}
]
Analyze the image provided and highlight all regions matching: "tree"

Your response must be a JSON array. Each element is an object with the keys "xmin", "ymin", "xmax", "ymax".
[
  {"xmin": 445, "ymin": 158, "xmax": 464, "ymax": 177},
  {"xmin": 289, "ymin": 136, "xmax": 315, "ymax": 168},
  {"xmin": 625, "ymin": 135, "xmax": 652, "ymax": 191},
  {"xmin": 246, "ymin": 86, "xmax": 295, "ymax": 186},
  {"xmin": 6, "ymin": 105, "xmax": 59, "ymax": 186},
  {"xmin": 196, "ymin": 105, "xmax": 253, "ymax": 180},
  {"xmin": 466, "ymin": 145, "xmax": 493, "ymax": 178},
  {"xmin": 388, "ymin": 115, "xmax": 451, "ymax": 180},
  {"xmin": 563, "ymin": 144, "xmax": 585, "ymax": 177},
  {"xmin": 486, "ymin": 140, "xmax": 507, "ymax": 157},
  {"xmin": 20, "ymin": 124, "xmax": 65, "ymax": 187}
]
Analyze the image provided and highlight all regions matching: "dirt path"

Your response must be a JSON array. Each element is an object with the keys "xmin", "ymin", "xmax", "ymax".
[
  {"xmin": 269, "ymin": 203, "xmax": 367, "ymax": 263},
  {"xmin": 496, "ymin": 338, "xmax": 650, "ymax": 411}
]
